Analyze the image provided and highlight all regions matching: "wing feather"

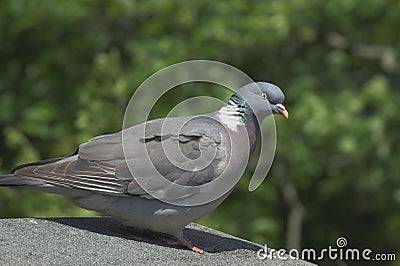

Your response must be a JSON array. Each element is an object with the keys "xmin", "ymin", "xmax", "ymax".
[{"xmin": 9, "ymin": 115, "xmax": 230, "ymax": 199}]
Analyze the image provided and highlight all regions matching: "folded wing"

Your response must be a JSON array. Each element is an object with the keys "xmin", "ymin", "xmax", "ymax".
[{"xmin": 7, "ymin": 116, "xmax": 230, "ymax": 200}]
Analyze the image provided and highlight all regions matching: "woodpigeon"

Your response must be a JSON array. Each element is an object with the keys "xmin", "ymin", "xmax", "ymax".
[{"xmin": 0, "ymin": 82, "xmax": 288, "ymax": 253}]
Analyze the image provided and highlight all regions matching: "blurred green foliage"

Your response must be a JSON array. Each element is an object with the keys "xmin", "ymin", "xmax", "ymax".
[{"xmin": 0, "ymin": 0, "xmax": 399, "ymax": 264}]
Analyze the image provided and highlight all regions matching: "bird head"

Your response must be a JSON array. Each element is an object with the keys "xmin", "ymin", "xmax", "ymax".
[{"xmin": 235, "ymin": 82, "xmax": 289, "ymax": 121}]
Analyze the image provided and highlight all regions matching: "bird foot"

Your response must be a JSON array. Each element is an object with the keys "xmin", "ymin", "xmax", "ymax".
[{"xmin": 169, "ymin": 234, "xmax": 215, "ymax": 253}]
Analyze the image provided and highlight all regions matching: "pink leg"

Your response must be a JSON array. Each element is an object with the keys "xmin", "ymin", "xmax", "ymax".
[{"xmin": 172, "ymin": 231, "xmax": 216, "ymax": 253}]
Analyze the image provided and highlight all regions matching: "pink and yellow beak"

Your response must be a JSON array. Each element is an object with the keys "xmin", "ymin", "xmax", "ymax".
[{"xmin": 276, "ymin": 103, "xmax": 289, "ymax": 119}]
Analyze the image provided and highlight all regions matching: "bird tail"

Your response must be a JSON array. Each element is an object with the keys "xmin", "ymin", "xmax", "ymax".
[
  {"xmin": 0, "ymin": 155, "xmax": 89, "ymax": 198},
  {"xmin": 0, "ymin": 156, "xmax": 65, "ymax": 188},
  {"xmin": 0, "ymin": 172, "xmax": 88, "ymax": 197},
  {"xmin": 0, "ymin": 173, "xmax": 56, "ymax": 194},
  {"xmin": 0, "ymin": 174, "xmax": 44, "ymax": 187}
]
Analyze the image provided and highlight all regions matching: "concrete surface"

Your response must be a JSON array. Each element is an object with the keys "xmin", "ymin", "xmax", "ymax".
[{"xmin": 0, "ymin": 217, "xmax": 314, "ymax": 265}]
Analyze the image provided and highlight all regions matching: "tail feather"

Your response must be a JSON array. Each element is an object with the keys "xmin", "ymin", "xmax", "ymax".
[
  {"xmin": 0, "ymin": 174, "xmax": 46, "ymax": 187},
  {"xmin": 0, "ymin": 173, "xmax": 88, "ymax": 197}
]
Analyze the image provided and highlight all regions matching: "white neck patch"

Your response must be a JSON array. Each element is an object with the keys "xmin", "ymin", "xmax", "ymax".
[{"xmin": 217, "ymin": 105, "xmax": 243, "ymax": 131}]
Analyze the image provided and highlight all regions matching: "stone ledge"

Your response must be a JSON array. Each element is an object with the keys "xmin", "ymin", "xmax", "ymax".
[{"xmin": 0, "ymin": 217, "xmax": 313, "ymax": 265}]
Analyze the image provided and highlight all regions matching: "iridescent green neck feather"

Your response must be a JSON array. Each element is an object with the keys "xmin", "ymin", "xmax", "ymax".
[{"xmin": 217, "ymin": 93, "xmax": 255, "ymax": 131}]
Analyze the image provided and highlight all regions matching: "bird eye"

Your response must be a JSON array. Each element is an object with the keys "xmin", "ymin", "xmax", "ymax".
[{"xmin": 261, "ymin": 93, "xmax": 268, "ymax": 100}]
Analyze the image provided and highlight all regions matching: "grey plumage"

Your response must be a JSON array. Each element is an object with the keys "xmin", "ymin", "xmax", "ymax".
[{"xmin": 0, "ymin": 82, "xmax": 288, "ymax": 253}]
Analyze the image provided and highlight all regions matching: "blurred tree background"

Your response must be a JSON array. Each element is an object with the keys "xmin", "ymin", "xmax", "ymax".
[{"xmin": 0, "ymin": 0, "xmax": 399, "ymax": 264}]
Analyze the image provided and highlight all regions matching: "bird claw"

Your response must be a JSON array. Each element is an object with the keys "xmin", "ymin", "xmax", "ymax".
[
  {"xmin": 191, "ymin": 246, "xmax": 205, "ymax": 254},
  {"xmin": 171, "ymin": 233, "xmax": 215, "ymax": 253}
]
